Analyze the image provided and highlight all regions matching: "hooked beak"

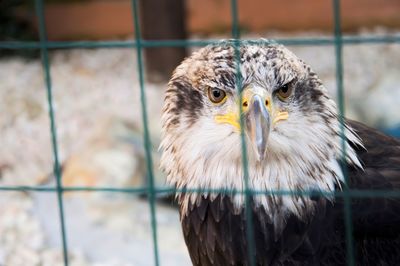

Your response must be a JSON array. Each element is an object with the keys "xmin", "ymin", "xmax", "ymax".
[
  {"xmin": 215, "ymin": 86, "xmax": 289, "ymax": 161},
  {"xmin": 245, "ymin": 94, "xmax": 271, "ymax": 161}
]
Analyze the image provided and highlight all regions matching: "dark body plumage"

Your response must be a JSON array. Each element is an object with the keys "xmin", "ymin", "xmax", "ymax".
[{"xmin": 180, "ymin": 121, "xmax": 400, "ymax": 266}]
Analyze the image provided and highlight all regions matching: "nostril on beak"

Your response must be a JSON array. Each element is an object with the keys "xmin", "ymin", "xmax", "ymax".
[
  {"xmin": 243, "ymin": 101, "xmax": 248, "ymax": 107},
  {"xmin": 265, "ymin": 99, "xmax": 269, "ymax": 106}
]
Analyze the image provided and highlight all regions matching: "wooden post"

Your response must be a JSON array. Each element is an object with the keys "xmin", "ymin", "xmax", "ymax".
[{"xmin": 139, "ymin": 0, "xmax": 187, "ymax": 83}]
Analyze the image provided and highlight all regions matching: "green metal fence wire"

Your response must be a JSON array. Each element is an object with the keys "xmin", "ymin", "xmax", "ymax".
[
  {"xmin": 131, "ymin": 0, "xmax": 160, "ymax": 264},
  {"xmin": 332, "ymin": 1, "xmax": 355, "ymax": 265},
  {"xmin": 230, "ymin": 1, "xmax": 256, "ymax": 265},
  {"xmin": 2, "ymin": 36, "xmax": 400, "ymax": 50},
  {"xmin": 34, "ymin": 0, "xmax": 69, "ymax": 264},
  {"xmin": 1, "ymin": 0, "xmax": 400, "ymax": 265}
]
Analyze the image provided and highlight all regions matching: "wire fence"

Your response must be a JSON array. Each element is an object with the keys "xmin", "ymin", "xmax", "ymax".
[{"xmin": 1, "ymin": 0, "xmax": 400, "ymax": 266}]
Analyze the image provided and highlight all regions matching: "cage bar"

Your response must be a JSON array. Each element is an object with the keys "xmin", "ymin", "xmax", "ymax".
[
  {"xmin": 34, "ymin": 0, "xmax": 69, "ymax": 264},
  {"xmin": 1, "ymin": 35, "xmax": 400, "ymax": 50},
  {"xmin": 332, "ymin": 0, "xmax": 355, "ymax": 265},
  {"xmin": 130, "ymin": 0, "xmax": 160, "ymax": 265},
  {"xmin": 230, "ymin": 1, "xmax": 257, "ymax": 266}
]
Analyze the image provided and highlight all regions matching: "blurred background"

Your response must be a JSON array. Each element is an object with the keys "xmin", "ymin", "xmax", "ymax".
[{"xmin": 0, "ymin": 0, "xmax": 399, "ymax": 265}]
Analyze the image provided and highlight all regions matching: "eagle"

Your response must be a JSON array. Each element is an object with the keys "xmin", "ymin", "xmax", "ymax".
[{"xmin": 160, "ymin": 40, "xmax": 400, "ymax": 265}]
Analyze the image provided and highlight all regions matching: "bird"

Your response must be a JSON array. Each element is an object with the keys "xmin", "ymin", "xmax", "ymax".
[{"xmin": 159, "ymin": 40, "xmax": 400, "ymax": 266}]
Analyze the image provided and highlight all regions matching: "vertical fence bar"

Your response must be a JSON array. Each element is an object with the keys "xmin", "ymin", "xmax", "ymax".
[
  {"xmin": 332, "ymin": 0, "xmax": 355, "ymax": 265},
  {"xmin": 34, "ymin": 0, "xmax": 69, "ymax": 265},
  {"xmin": 230, "ymin": 1, "xmax": 256, "ymax": 266},
  {"xmin": 130, "ymin": 1, "xmax": 160, "ymax": 265}
]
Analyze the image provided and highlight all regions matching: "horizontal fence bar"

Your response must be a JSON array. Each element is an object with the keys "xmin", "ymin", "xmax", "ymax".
[
  {"xmin": 0, "ymin": 186, "xmax": 149, "ymax": 193},
  {"xmin": 2, "ymin": 185, "xmax": 400, "ymax": 198},
  {"xmin": 1, "ymin": 35, "xmax": 400, "ymax": 50}
]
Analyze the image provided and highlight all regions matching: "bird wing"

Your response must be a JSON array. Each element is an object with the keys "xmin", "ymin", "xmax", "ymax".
[{"xmin": 346, "ymin": 119, "xmax": 400, "ymax": 237}]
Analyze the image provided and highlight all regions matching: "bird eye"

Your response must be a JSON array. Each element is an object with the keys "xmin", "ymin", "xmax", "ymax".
[
  {"xmin": 208, "ymin": 87, "xmax": 227, "ymax": 104},
  {"xmin": 277, "ymin": 83, "xmax": 293, "ymax": 100}
]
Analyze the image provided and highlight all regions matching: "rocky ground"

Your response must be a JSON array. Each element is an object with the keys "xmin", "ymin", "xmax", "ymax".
[{"xmin": 0, "ymin": 30, "xmax": 399, "ymax": 265}]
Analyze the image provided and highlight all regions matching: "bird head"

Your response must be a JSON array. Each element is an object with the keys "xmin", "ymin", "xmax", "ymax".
[{"xmin": 160, "ymin": 40, "xmax": 362, "ymax": 215}]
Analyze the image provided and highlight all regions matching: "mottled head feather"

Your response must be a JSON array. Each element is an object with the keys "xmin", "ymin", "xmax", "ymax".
[{"xmin": 160, "ymin": 40, "xmax": 363, "ymax": 218}]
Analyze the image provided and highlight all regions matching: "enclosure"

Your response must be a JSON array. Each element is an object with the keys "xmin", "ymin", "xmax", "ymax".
[{"xmin": 1, "ymin": 0, "xmax": 400, "ymax": 265}]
